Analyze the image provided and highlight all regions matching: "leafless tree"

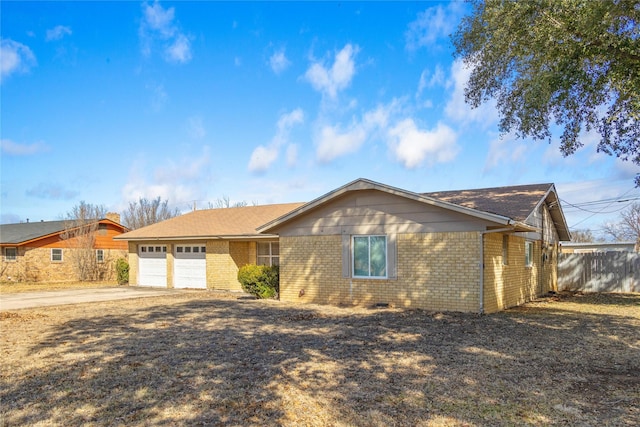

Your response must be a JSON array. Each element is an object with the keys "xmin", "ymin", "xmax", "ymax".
[
  {"xmin": 121, "ymin": 197, "xmax": 181, "ymax": 230},
  {"xmin": 570, "ymin": 229, "xmax": 599, "ymax": 243},
  {"xmin": 208, "ymin": 196, "xmax": 257, "ymax": 209},
  {"xmin": 602, "ymin": 202, "xmax": 640, "ymax": 243},
  {"xmin": 61, "ymin": 201, "xmax": 109, "ymax": 281}
]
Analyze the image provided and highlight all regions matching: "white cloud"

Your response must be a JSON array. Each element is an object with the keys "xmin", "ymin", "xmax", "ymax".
[
  {"xmin": 46, "ymin": 25, "xmax": 72, "ymax": 41},
  {"xmin": 405, "ymin": 3, "xmax": 463, "ymax": 51},
  {"xmin": 165, "ymin": 33, "xmax": 191, "ymax": 64},
  {"xmin": 316, "ymin": 123, "xmax": 368, "ymax": 163},
  {"xmin": 248, "ymin": 108, "xmax": 305, "ymax": 173},
  {"xmin": 484, "ymin": 133, "xmax": 530, "ymax": 172},
  {"xmin": 417, "ymin": 65, "xmax": 445, "ymax": 97},
  {"xmin": 269, "ymin": 48, "xmax": 291, "ymax": 74},
  {"xmin": 139, "ymin": 1, "xmax": 192, "ymax": 64},
  {"xmin": 315, "ymin": 102, "xmax": 395, "ymax": 163},
  {"xmin": 147, "ymin": 83, "xmax": 168, "ymax": 112},
  {"xmin": 26, "ymin": 182, "xmax": 78, "ymax": 200},
  {"xmin": 387, "ymin": 120, "xmax": 459, "ymax": 169},
  {"xmin": 0, "ymin": 39, "xmax": 36, "ymax": 82},
  {"xmin": 286, "ymin": 144, "xmax": 298, "ymax": 168},
  {"xmin": 444, "ymin": 59, "xmax": 498, "ymax": 126},
  {"xmin": 187, "ymin": 116, "xmax": 205, "ymax": 139},
  {"xmin": 122, "ymin": 147, "xmax": 211, "ymax": 208},
  {"xmin": 142, "ymin": 1, "xmax": 176, "ymax": 38},
  {"xmin": 304, "ymin": 44, "xmax": 358, "ymax": 99},
  {"xmin": 0, "ymin": 139, "xmax": 48, "ymax": 155}
]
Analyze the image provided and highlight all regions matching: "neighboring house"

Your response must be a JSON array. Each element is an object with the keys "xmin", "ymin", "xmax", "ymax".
[
  {"xmin": 0, "ymin": 213, "xmax": 128, "ymax": 282},
  {"xmin": 113, "ymin": 203, "xmax": 305, "ymax": 291},
  {"xmin": 258, "ymin": 179, "xmax": 571, "ymax": 313},
  {"xmin": 560, "ymin": 241, "xmax": 637, "ymax": 253}
]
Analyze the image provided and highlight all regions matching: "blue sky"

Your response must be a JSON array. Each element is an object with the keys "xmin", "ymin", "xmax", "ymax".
[{"xmin": 2, "ymin": 1, "xmax": 638, "ymax": 237}]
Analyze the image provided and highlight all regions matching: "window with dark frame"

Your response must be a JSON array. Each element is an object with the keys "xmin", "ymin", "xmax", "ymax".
[
  {"xmin": 4, "ymin": 247, "xmax": 17, "ymax": 261},
  {"xmin": 51, "ymin": 248, "xmax": 63, "ymax": 262},
  {"xmin": 502, "ymin": 235, "xmax": 509, "ymax": 265}
]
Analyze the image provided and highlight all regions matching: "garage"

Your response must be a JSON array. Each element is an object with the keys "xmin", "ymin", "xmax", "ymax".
[
  {"xmin": 174, "ymin": 245, "xmax": 207, "ymax": 289},
  {"xmin": 138, "ymin": 245, "xmax": 167, "ymax": 287}
]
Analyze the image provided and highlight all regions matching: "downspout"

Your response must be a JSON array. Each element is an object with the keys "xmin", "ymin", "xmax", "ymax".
[{"xmin": 479, "ymin": 227, "xmax": 516, "ymax": 314}]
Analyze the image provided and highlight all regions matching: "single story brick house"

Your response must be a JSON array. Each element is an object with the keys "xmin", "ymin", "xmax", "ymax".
[
  {"xmin": 114, "ymin": 203, "xmax": 304, "ymax": 290},
  {"xmin": 0, "ymin": 213, "xmax": 128, "ymax": 282},
  {"xmin": 258, "ymin": 179, "xmax": 571, "ymax": 313}
]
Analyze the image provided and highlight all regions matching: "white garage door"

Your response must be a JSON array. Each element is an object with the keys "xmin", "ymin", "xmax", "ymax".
[
  {"xmin": 138, "ymin": 245, "xmax": 167, "ymax": 287},
  {"xmin": 174, "ymin": 245, "xmax": 207, "ymax": 289}
]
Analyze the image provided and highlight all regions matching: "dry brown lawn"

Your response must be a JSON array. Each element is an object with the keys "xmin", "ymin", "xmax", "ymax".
[
  {"xmin": 1, "ymin": 290, "xmax": 638, "ymax": 426},
  {"xmin": 0, "ymin": 281, "xmax": 119, "ymax": 294}
]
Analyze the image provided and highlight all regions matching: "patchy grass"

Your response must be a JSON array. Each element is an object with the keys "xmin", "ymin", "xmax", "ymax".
[
  {"xmin": 0, "ymin": 281, "xmax": 120, "ymax": 294},
  {"xmin": 1, "ymin": 291, "xmax": 638, "ymax": 426}
]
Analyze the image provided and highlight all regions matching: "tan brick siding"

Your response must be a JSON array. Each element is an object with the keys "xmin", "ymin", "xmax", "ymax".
[
  {"xmin": 280, "ymin": 232, "xmax": 482, "ymax": 312},
  {"xmin": 205, "ymin": 241, "xmax": 255, "ymax": 291},
  {"xmin": 483, "ymin": 233, "xmax": 545, "ymax": 313},
  {"xmin": 1, "ymin": 247, "xmax": 127, "ymax": 282}
]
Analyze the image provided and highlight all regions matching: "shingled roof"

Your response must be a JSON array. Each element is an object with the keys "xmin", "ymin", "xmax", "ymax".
[
  {"xmin": 423, "ymin": 183, "xmax": 554, "ymax": 223},
  {"xmin": 0, "ymin": 220, "xmax": 69, "ymax": 245},
  {"xmin": 116, "ymin": 203, "xmax": 306, "ymax": 240}
]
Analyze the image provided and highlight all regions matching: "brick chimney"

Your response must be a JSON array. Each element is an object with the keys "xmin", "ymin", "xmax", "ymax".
[{"xmin": 105, "ymin": 212, "xmax": 121, "ymax": 224}]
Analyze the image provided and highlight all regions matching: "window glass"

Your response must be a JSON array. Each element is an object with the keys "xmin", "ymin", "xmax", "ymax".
[
  {"xmin": 5, "ymin": 247, "xmax": 17, "ymax": 261},
  {"xmin": 149, "ymin": 247, "xmax": 154, "ymax": 252},
  {"xmin": 141, "ymin": 246, "xmax": 147, "ymax": 253},
  {"xmin": 177, "ymin": 247, "xmax": 183, "ymax": 253},
  {"xmin": 353, "ymin": 236, "xmax": 370, "ymax": 277},
  {"xmin": 370, "ymin": 236, "xmax": 387, "ymax": 277},
  {"xmin": 271, "ymin": 242, "xmax": 280, "ymax": 256},
  {"xmin": 525, "ymin": 241, "xmax": 533, "ymax": 266},
  {"xmin": 155, "ymin": 246, "xmax": 162, "ymax": 252},
  {"xmin": 201, "ymin": 246, "xmax": 206, "ymax": 253},
  {"xmin": 96, "ymin": 249, "xmax": 104, "ymax": 262},
  {"xmin": 257, "ymin": 242, "xmax": 270, "ymax": 256},
  {"xmin": 51, "ymin": 248, "xmax": 63, "ymax": 262},
  {"xmin": 502, "ymin": 235, "xmax": 509, "ymax": 265},
  {"xmin": 193, "ymin": 247, "xmax": 199, "ymax": 253},
  {"xmin": 185, "ymin": 247, "xmax": 191, "ymax": 253},
  {"xmin": 353, "ymin": 236, "xmax": 387, "ymax": 278}
]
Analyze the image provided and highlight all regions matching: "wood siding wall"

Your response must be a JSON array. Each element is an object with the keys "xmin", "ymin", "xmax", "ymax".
[{"xmin": 277, "ymin": 190, "xmax": 490, "ymax": 237}]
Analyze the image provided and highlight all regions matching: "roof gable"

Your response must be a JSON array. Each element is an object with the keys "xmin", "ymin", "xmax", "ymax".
[
  {"xmin": 116, "ymin": 203, "xmax": 305, "ymax": 240},
  {"xmin": 258, "ymin": 178, "xmax": 571, "ymax": 240}
]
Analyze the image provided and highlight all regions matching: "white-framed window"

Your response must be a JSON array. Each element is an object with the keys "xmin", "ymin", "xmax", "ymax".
[
  {"xmin": 502, "ymin": 235, "xmax": 509, "ymax": 265},
  {"xmin": 353, "ymin": 235, "xmax": 387, "ymax": 278},
  {"xmin": 4, "ymin": 247, "xmax": 17, "ymax": 261},
  {"xmin": 257, "ymin": 242, "xmax": 279, "ymax": 266},
  {"xmin": 525, "ymin": 241, "xmax": 534, "ymax": 267},
  {"xmin": 96, "ymin": 249, "xmax": 104, "ymax": 263},
  {"xmin": 51, "ymin": 248, "xmax": 63, "ymax": 262}
]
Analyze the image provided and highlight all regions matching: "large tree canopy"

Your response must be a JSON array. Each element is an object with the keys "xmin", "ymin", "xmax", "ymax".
[{"xmin": 453, "ymin": 0, "xmax": 639, "ymax": 184}]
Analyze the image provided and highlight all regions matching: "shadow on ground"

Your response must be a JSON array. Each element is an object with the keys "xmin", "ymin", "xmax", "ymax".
[{"xmin": 1, "ymin": 294, "xmax": 639, "ymax": 426}]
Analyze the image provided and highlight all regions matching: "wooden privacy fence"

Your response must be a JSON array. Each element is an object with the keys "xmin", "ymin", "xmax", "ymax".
[{"xmin": 558, "ymin": 252, "xmax": 640, "ymax": 293}]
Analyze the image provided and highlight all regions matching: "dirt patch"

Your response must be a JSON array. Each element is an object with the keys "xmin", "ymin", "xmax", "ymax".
[{"xmin": 1, "ymin": 292, "xmax": 638, "ymax": 426}]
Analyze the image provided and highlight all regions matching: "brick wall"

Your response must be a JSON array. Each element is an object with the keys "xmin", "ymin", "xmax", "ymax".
[
  {"xmin": 280, "ymin": 232, "xmax": 482, "ymax": 312},
  {"xmin": 205, "ymin": 240, "xmax": 255, "ymax": 290},
  {"xmin": 482, "ymin": 233, "xmax": 541, "ymax": 313},
  {"xmin": 1, "ymin": 247, "xmax": 127, "ymax": 282}
]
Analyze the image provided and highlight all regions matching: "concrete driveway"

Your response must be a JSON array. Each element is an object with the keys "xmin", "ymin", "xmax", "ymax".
[{"xmin": 0, "ymin": 287, "xmax": 181, "ymax": 310}]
